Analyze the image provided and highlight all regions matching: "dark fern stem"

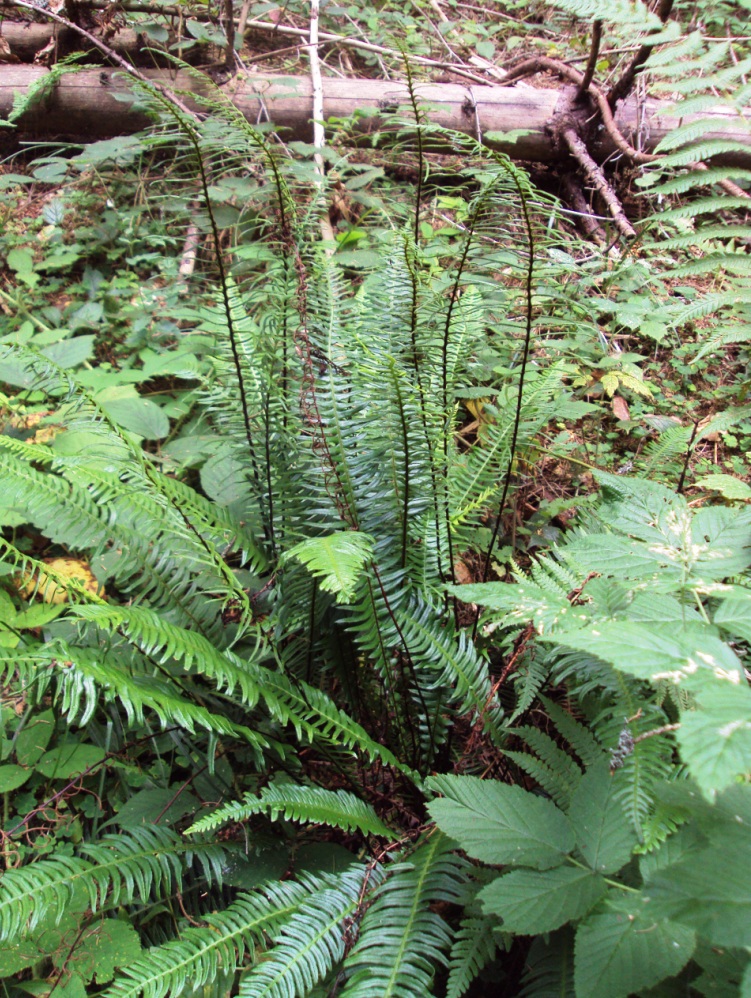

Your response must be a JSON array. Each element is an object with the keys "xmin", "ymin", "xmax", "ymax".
[
  {"xmin": 402, "ymin": 57, "xmax": 426, "ymax": 247},
  {"xmin": 474, "ymin": 174, "xmax": 537, "ymax": 637},
  {"xmin": 676, "ymin": 418, "xmax": 699, "ymax": 494},
  {"xmin": 403, "ymin": 238, "xmax": 446, "ymax": 592},
  {"xmin": 391, "ymin": 362, "xmax": 411, "ymax": 572}
]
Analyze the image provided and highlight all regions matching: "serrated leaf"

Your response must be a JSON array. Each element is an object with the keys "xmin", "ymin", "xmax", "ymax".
[
  {"xmin": 714, "ymin": 594, "xmax": 751, "ymax": 642},
  {"xmin": 677, "ymin": 681, "xmax": 751, "ymax": 798},
  {"xmin": 479, "ymin": 866, "xmax": 605, "ymax": 935},
  {"xmin": 569, "ymin": 763, "xmax": 637, "ymax": 874},
  {"xmin": 546, "ymin": 622, "xmax": 744, "ymax": 691},
  {"xmin": 696, "ymin": 474, "xmax": 751, "ymax": 502},
  {"xmin": 574, "ymin": 898, "xmax": 695, "ymax": 998},
  {"xmin": 427, "ymin": 774, "xmax": 575, "ymax": 869},
  {"xmin": 647, "ymin": 838, "xmax": 751, "ymax": 947},
  {"xmin": 76, "ymin": 919, "xmax": 142, "ymax": 984}
]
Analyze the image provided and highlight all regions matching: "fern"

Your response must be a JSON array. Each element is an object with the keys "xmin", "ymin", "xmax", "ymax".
[
  {"xmin": 341, "ymin": 834, "xmax": 467, "ymax": 996},
  {"xmin": 445, "ymin": 914, "xmax": 498, "ymax": 998},
  {"xmin": 105, "ymin": 882, "xmax": 313, "ymax": 998},
  {"xmin": 186, "ymin": 783, "xmax": 392, "ymax": 838},
  {"xmin": 0, "ymin": 827, "xmax": 225, "ymax": 941},
  {"xmin": 239, "ymin": 866, "xmax": 369, "ymax": 998}
]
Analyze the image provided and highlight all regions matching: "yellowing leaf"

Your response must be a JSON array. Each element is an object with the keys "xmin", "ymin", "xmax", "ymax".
[
  {"xmin": 18, "ymin": 558, "xmax": 105, "ymax": 604},
  {"xmin": 617, "ymin": 373, "xmax": 653, "ymax": 399}
]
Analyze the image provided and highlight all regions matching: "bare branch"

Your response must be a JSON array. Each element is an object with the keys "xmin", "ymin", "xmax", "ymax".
[{"xmin": 562, "ymin": 127, "xmax": 637, "ymax": 239}]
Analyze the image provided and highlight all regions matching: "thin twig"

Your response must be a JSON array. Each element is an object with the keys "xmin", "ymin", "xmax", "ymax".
[
  {"xmin": 560, "ymin": 174, "xmax": 607, "ymax": 244},
  {"xmin": 576, "ymin": 18, "xmax": 601, "ymax": 101},
  {"xmin": 634, "ymin": 723, "xmax": 681, "ymax": 743},
  {"xmin": 677, "ymin": 418, "xmax": 699, "ymax": 494},
  {"xmin": 607, "ymin": 0, "xmax": 674, "ymax": 108}
]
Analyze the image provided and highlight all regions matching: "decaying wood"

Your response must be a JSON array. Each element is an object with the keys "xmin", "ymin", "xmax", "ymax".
[
  {"xmin": 1, "ymin": 63, "xmax": 750, "ymax": 169},
  {"xmin": 561, "ymin": 127, "xmax": 637, "ymax": 239}
]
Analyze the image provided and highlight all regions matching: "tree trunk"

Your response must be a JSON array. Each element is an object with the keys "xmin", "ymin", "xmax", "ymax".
[{"xmin": 1, "ymin": 64, "xmax": 749, "ymax": 166}]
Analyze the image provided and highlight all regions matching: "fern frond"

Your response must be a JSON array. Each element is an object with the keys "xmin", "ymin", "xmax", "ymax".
[
  {"xmin": 239, "ymin": 866, "xmax": 368, "ymax": 998},
  {"xmin": 341, "ymin": 833, "xmax": 467, "ymax": 997},
  {"xmin": 186, "ymin": 783, "xmax": 392, "ymax": 838},
  {"xmin": 105, "ymin": 882, "xmax": 312, "ymax": 998},
  {"xmin": 511, "ymin": 726, "xmax": 583, "ymax": 808},
  {"xmin": 445, "ymin": 914, "xmax": 498, "ymax": 998},
  {"xmin": 0, "ymin": 827, "xmax": 224, "ymax": 941}
]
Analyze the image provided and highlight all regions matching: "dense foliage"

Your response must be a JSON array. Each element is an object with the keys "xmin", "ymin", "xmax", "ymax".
[{"xmin": 1, "ymin": 0, "xmax": 750, "ymax": 996}]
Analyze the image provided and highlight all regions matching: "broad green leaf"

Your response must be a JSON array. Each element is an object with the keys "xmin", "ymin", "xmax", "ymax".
[
  {"xmin": 14, "ymin": 709, "xmax": 55, "ymax": 766},
  {"xmin": 285, "ymin": 532, "xmax": 375, "ymax": 604},
  {"xmin": 200, "ymin": 447, "xmax": 251, "ymax": 507},
  {"xmin": 75, "ymin": 135, "xmax": 147, "ymax": 166},
  {"xmin": 689, "ymin": 505, "xmax": 751, "ymax": 578},
  {"xmin": 0, "ymin": 764, "xmax": 31, "ymax": 792},
  {"xmin": 574, "ymin": 897, "xmax": 695, "ymax": 998},
  {"xmin": 427, "ymin": 774, "xmax": 575, "ymax": 869},
  {"xmin": 697, "ymin": 474, "xmax": 751, "ymax": 502},
  {"xmin": 714, "ymin": 594, "xmax": 751, "ymax": 643},
  {"xmin": 569, "ymin": 763, "xmax": 637, "ymax": 874},
  {"xmin": 479, "ymin": 866, "xmax": 605, "ymax": 935},
  {"xmin": 74, "ymin": 919, "xmax": 142, "ymax": 984},
  {"xmin": 690, "ymin": 941, "xmax": 750, "ymax": 998},
  {"xmin": 546, "ymin": 622, "xmax": 744, "ymax": 691},
  {"xmin": 36, "ymin": 743, "xmax": 106, "ymax": 780},
  {"xmin": 647, "ymin": 838, "xmax": 751, "ymax": 947},
  {"xmin": 109, "ymin": 787, "xmax": 200, "ymax": 828},
  {"xmin": 41, "ymin": 335, "xmax": 96, "ymax": 370},
  {"xmin": 15, "ymin": 602, "xmax": 65, "ymax": 630},
  {"xmin": 677, "ymin": 678, "xmax": 751, "ymax": 798},
  {"xmin": 100, "ymin": 394, "xmax": 170, "ymax": 440}
]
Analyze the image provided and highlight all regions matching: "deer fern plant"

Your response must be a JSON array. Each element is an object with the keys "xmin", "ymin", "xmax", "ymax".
[
  {"xmin": 0, "ymin": 71, "xmax": 567, "ymax": 997},
  {"xmin": 1, "ymin": 59, "xmax": 751, "ymax": 998}
]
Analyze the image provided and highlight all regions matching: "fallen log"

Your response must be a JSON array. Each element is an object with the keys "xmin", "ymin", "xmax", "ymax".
[
  {"xmin": 1, "ymin": 64, "xmax": 750, "ymax": 167},
  {"xmin": 0, "ymin": 21, "xmax": 144, "ymax": 61}
]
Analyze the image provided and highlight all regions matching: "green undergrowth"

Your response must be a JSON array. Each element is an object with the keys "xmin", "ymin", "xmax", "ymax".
[{"xmin": 0, "ymin": 2, "xmax": 750, "ymax": 996}]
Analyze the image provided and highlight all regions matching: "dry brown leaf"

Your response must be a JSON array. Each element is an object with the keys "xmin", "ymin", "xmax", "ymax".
[{"xmin": 611, "ymin": 395, "xmax": 630, "ymax": 421}]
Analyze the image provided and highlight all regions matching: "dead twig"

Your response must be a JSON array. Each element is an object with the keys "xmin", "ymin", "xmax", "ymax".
[
  {"xmin": 576, "ymin": 18, "xmax": 601, "ymax": 101},
  {"xmin": 607, "ymin": 0, "xmax": 674, "ymax": 108},
  {"xmin": 562, "ymin": 127, "xmax": 637, "ymax": 239},
  {"xmin": 560, "ymin": 174, "xmax": 607, "ymax": 245}
]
